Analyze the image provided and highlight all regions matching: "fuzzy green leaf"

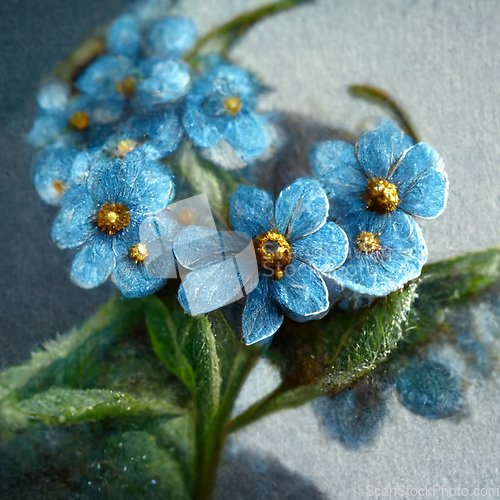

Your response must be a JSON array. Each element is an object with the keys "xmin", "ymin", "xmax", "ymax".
[{"xmin": 18, "ymin": 387, "xmax": 182, "ymax": 426}]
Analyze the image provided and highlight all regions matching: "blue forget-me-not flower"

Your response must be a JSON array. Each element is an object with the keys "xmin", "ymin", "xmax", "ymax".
[
  {"xmin": 229, "ymin": 178, "xmax": 349, "ymax": 344},
  {"xmin": 309, "ymin": 120, "xmax": 447, "ymax": 296},
  {"xmin": 182, "ymin": 60, "xmax": 270, "ymax": 167},
  {"xmin": 51, "ymin": 145, "xmax": 175, "ymax": 298},
  {"xmin": 310, "ymin": 120, "xmax": 448, "ymax": 221}
]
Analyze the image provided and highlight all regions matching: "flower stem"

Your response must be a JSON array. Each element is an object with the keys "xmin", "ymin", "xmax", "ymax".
[
  {"xmin": 185, "ymin": 0, "xmax": 313, "ymax": 63},
  {"xmin": 194, "ymin": 349, "xmax": 259, "ymax": 500},
  {"xmin": 224, "ymin": 383, "xmax": 323, "ymax": 435},
  {"xmin": 349, "ymin": 84, "xmax": 421, "ymax": 143}
]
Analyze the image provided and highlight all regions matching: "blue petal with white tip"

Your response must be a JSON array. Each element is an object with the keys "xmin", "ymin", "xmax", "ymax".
[
  {"xmin": 106, "ymin": 14, "xmax": 141, "ymax": 59},
  {"xmin": 51, "ymin": 186, "xmax": 96, "ymax": 249},
  {"xmin": 242, "ymin": 274, "xmax": 284, "ymax": 345},
  {"xmin": 71, "ymin": 234, "xmax": 116, "ymax": 289},
  {"xmin": 391, "ymin": 143, "xmax": 448, "ymax": 219},
  {"xmin": 230, "ymin": 185, "xmax": 274, "ymax": 237},
  {"xmin": 290, "ymin": 221, "xmax": 348, "ymax": 274},
  {"xmin": 274, "ymin": 178, "xmax": 328, "ymax": 241},
  {"xmin": 269, "ymin": 259, "xmax": 329, "ymax": 322},
  {"xmin": 145, "ymin": 17, "xmax": 197, "ymax": 58},
  {"xmin": 355, "ymin": 120, "xmax": 408, "ymax": 179}
]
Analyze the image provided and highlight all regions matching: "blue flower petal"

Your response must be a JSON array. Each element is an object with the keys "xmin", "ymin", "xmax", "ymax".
[
  {"xmin": 274, "ymin": 178, "xmax": 328, "ymax": 241},
  {"xmin": 182, "ymin": 84, "xmax": 223, "ymax": 148},
  {"xmin": 121, "ymin": 107, "xmax": 183, "ymax": 157},
  {"xmin": 208, "ymin": 63, "xmax": 261, "ymax": 104},
  {"xmin": 391, "ymin": 143, "xmax": 448, "ymax": 219},
  {"xmin": 145, "ymin": 17, "xmax": 197, "ymax": 58},
  {"xmin": 70, "ymin": 234, "xmax": 115, "ymax": 289},
  {"xmin": 76, "ymin": 55, "xmax": 135, "ymax": 100},
  {"xmin": 291, "ymin": 221, "xmax": 348, "ymax": 274},
  {"xmin": 332, "ymin": 210, "xmax": 428, "ymax": 296},
  {"xmin": 230, "ymin": 185, "xmax": 274, "ymax": 237},
  {"xmin": 27, "ymin": 113, "xmax": 66, "ymax": 148},
  {"xmin": 137, "ymin": 59, "xmax": 190, "ymax": 107},
  {"xmin": 355, "ymin": 120, "xmax": 409, "ymax": 179},
  {"xmin": 224, "ymin": 111, "xmax": 268, "ymax": 160},
  {"xmin": 37, "ymin": 80, "xmax": 70, "ymax": 113},
  {"xmin": 269, "ymin": 259, "xmax": 329, "ymax": 321},
  {"xmin": 242, "ymin": 274, "xmax": 284, "ymax": 345},
  {"xmin": 51, "ymin": 186, "xmax": 96, "ymax": 249},
  {"xmin": 396, "ymin": 359, "xmax": 462, "ymax": 419},
  {"xmin": 112, "ymin": 232, "xmax": 167, "ymax": 298},
  {"xmin": 87, "ymin": 146, "xmax": 175, "ymax": 216},
  {"xmin": 106, "ymin": 14, "xmax": 141, "ymax": 59},
  {"xmin": 309, "ymin": 140, "xmax": 367, "ymax": 217},
  {"xmin": 33, "ymin": 146, "xmax": 79, "ymax": 205}
]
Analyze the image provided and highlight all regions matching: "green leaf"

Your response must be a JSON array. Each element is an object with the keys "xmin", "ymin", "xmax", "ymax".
[
  {"xmin": 173, "ymin": 141, "xmax": 240, "ymax": 226},
  {"xmin": 268, "ymin": 284, "xmax": 417, "ymax": 391},
  {"xmin": 402, "ymin": 247, "xmax": 500, "ymax": 349},
  {"xmin": 227, "ymin": 285, "xmax": 417, "ymax": 432},
  {"xmin": 18, "ymin": 387, "xmax": 182, "ymax": 426},
  {"xmin": 0, "ymin": 295, "xmax": 141, "ymax": 400},
  {"xmin": 145, "ymin": 296, "xmax": 222, "ymax": 431}
]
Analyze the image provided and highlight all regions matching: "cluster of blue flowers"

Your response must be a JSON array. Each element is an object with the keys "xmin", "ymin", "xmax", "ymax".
[
  {"xmin": 29, "ymin": 8, "xmax": 448, "ymax": 345},
  {"xmin": 29, "ymin": 10, "xmax": 274, "ymax": 299}
]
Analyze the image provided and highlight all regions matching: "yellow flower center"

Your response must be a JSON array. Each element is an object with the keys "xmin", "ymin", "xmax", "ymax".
[
  {"xmin": 128, "ymin": 243, "xmax": 149, "ymax": 264},
  {"xmin": 253, "ymin": 230, "xmax": 292, "ymax": 280},
  {"xmin": 69, "ymin": 111, "xmax": 90, "ymax": 131},
  {"xmin": 115, "ymin": 139, "xmax": 138, "ymax": 158},
  {"xmin": 224, "ymin": 96, "xmax": 242, "ymax": 116},
  {"xmin": 355, "ymin": 231, "xmax": 381, "ymax": 254},
  {"xmin": 52, "ymin": 179, "xmax": 66, "ymax": 195},
  {"xmin": 365, "ymin": 178, "xmax": 399, "ymax": 214},
  {"xmin": 116, "ymin": 75, "xmax": 137, "ymax": 99},
  {"xmin": 97, "ymin": 202, "xmax": 131, "ymax": 236}
]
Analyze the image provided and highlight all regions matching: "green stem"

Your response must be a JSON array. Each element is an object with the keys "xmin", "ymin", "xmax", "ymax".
[
  {"xmin": 194, "ymin": 349, "xmax": 259, "ymax": 500},
  {"xmin": 224, "ymin": 382, "xmax": 323, "ymax": 435},
  {"xmin": 349, "ymin": 84, "xmax": 421, "ymax": 143},
  {"xmin": 185, "ymin": 0, "xmax": 312, "ymax": 63}
]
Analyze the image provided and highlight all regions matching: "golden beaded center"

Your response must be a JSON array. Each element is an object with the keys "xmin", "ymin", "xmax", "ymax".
[
  {"xmin": 97, "ymin": 202, "xmax": 131, "ymax": 236},
  {"xmin": 365, "ymin": 178, "xmax": 399, "ymax": 214},
  {"xmin": 253, "ymin": 230, "xmax": 292, "ymax": 280},
  {"xmin": 224, "ymin": 96, "xmax": 242, "ymax": 116},
  {"xmin": 128, "ymin": 243, "xmax": 149, "ymax": 264},
  {"xmin": 355, "ymin": 231, "xmax": 381, "ymax": 254}
]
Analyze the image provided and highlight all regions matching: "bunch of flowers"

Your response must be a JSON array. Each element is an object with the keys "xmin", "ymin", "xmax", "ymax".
[
  {"xmin": 8, "ymin": 2, "xmax": 500, "ymax": 499},
  {"xmin": 29, "ymin": 4, "xmax": 448, "ymax": 346}
]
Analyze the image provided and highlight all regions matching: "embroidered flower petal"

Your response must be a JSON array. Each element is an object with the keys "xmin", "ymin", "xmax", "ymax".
[
  {"xmin": 230, "ymin": 185, "xmax": 274, "ymax": 237},
  {"xmin": 224, "ymin": 111, "xmax": 268, "ymax": 160},
  {"xmin": 309, "ymin": 140, "xmax": 367, "ymax": 217},
  {"xmin": 291, "ymin": 221, "xmax": 349, "ymax": 274},
  {"xmin": 274, "ymin": 178, "xmax": 328, "ymax": 241},
  {"xmin": 355, "ymin": 120, "xmax": 409, "ymax": 179},
  {"xmin": 269, "ymin": 259, "xmax": 329, "ymax": 321},
  {"xmin": 137, "ymin": 59, "xmax": 190, "ymax": 107},
  {"xmin": 391, "ymin": 143, "xmax": 448, "ymax": 219},
  {"xmin": 145, "ymin": 17, "xmax": 197, "ymax": 58},
  {"xmin": 88, "ymin": 146, "xmax": 175, "ymax": 215},
  {"xmin": 242, "ymin": 274, "xmax": 284, "ymax": 345},
  {"xmin": 70, "ymin": 234, "xmax": 115, "ymax": 289},
  {"xmin": 33, "ymin": 146, "xmax": 79, "ymax": 206},
  {"xmin": 333, "ymin": 210, "xmax": 428, "ymax": 296},
  {"xmin": 106, "ymin": 14, "xmax": 141, "ymax": 59},
  {"xmin": 112, "ymin": 233, "xmax": 167, "ymax": 298},
  {"xmin": 51, "ymin": 186, "xmax": 96, "ymax": 249}
]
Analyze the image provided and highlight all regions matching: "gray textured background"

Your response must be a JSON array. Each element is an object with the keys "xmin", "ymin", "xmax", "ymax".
[{"xmin": 1, "ymin": 0, "xmax": 499, "ymax": 497}]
